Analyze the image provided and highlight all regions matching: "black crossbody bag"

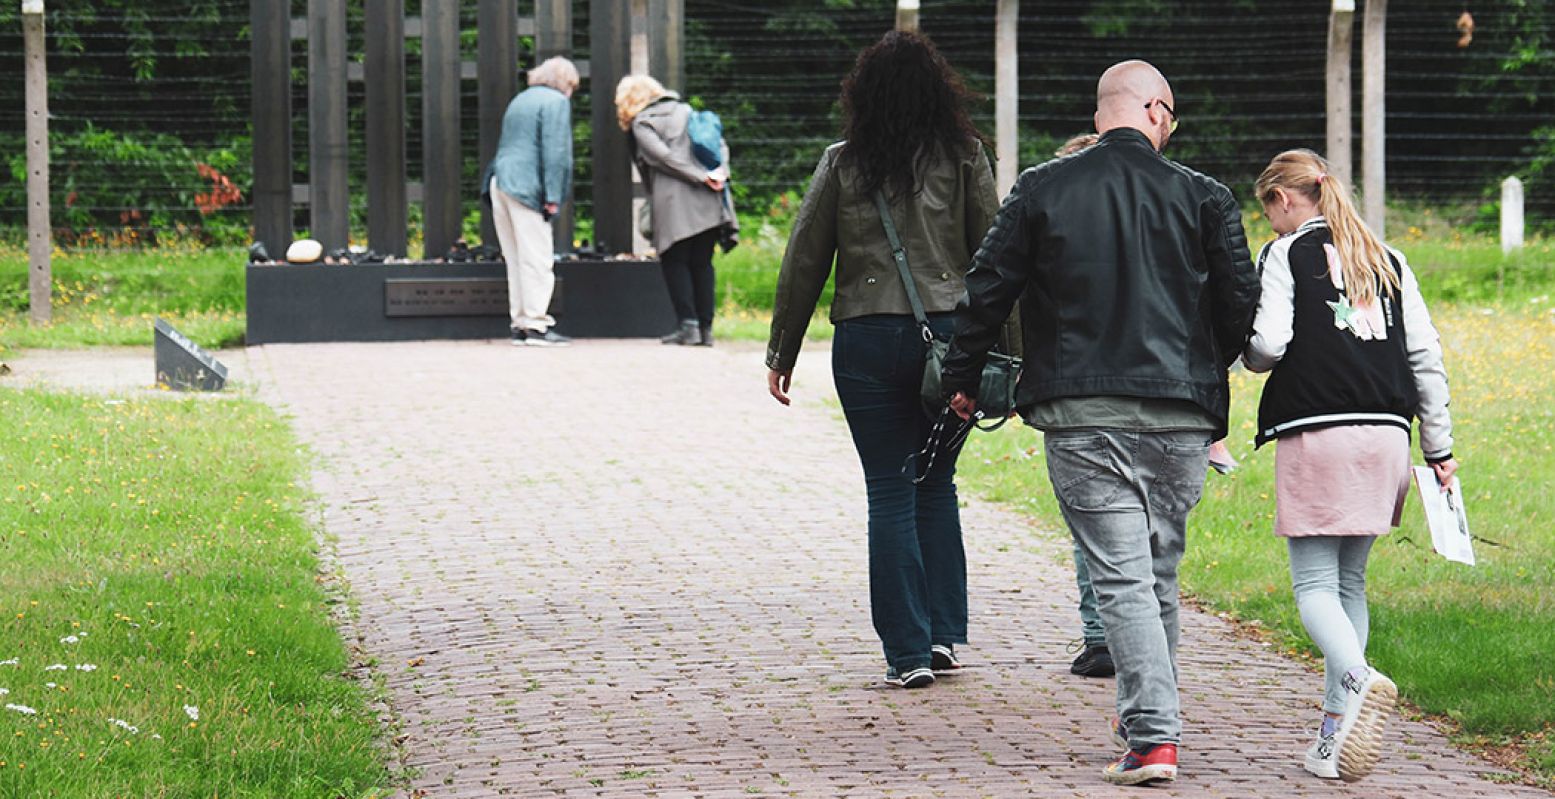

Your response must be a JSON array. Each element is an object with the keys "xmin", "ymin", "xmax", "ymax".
[{"xmin": 872, "ymin": 191, "xmax": 1021, "ymax": 430}]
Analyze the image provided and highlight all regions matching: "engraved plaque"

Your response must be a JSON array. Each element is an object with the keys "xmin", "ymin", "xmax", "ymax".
[
  {"xmin": 154, "ymin": 317, "xmax": 228, "ymax": 391},
  {"xmin": 384, "ymin": 278, "xmax": 508, "ymax": 317}
]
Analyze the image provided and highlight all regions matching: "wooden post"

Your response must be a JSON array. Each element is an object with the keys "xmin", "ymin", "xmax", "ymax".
[
  {"xmin": 629, "ymin": 0, "xmax": 650, "ymax": 255},
  {"xmin": 896, "ymin": 0, "xmax": 919, "ymax": 32},
  {"xmin": 251, "ymin": 0, "xmax": 291, "ymax": 260},
  {"xmin": 1325, "ymin": 0, "xmax": 1354, "ymax": 187},
  {"xmin": 535, "ymin": 0, "xmax": 574, "ymax": 253},
  {"xmin": 994, "ymin": 0, "xmax": 1018, "ymax": 198},
  {"xmin": 22, "ymin": 0, "xmax": 50, "ymax": 323},
  {"xmin": 649, "ymin": 0, "xmax": 684, "ymax": 93},
  {"xmin": 590, "ymin": 0, "xmax": 633, "ymax": 254},
  {"xmin": 1501, "ymin": 177, "xmax": 1525, "ymax": 255},
  {"xmin": 1362, "ymin": 0, "xmax": 1386, "ymax": 235},
  {"xmin": 308, "ymin": 0, "xmax": 349, "ymax": 251},
  {"xmin": 629, "ymin": 0, "xmax": 649, "ymax": 76},
  {"xmin": 422, "ymin": 0, "xmax": 461, "ymax": 259},
  {"xmin": 478, "ymin": 0, "xmax": 518, "ymax": 248},
  {"xmin": 366, "ymin": 0, "xmax": 408, "ymax": 257}
]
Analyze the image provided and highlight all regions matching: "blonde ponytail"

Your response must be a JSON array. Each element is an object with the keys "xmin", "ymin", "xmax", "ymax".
[{"xmin": 1255, "ymin": 150, "xmax": 1399, "ymax": 305}]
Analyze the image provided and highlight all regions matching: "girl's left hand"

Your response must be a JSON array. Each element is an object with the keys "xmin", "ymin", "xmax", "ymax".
[{"xmin": 1431, "ymin": 457, "xmax": 1459, "ymax": 491}]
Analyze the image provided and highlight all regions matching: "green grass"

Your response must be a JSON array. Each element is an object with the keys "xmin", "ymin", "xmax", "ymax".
[
  {"xmin": 0, "ymin": 246, "xmax": 246, "ymax": 350},
  {"xmin": 0, "ymin": 390, "xmax": 389, "ymax": 797},
  {"xmin": 956, "ymin": 303, "xmax": 1555, "ymax": 786}
]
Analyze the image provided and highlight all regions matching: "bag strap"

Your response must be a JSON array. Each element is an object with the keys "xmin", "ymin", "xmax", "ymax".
[{"xmin": 872, "ymin": 190, "xmax": 934, "ymax": 342}]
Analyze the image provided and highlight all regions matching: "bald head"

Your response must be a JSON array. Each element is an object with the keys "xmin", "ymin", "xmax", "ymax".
[
  {"xmin": 1094, "ymin": 60, "xmax": 1175, "ymax": 151},
  {"xmin": 1097, "ymin": 61, "xmax": 1170, "ymax": 111}
]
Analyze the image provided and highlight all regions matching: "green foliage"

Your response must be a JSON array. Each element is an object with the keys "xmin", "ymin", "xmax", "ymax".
[
  {"xmin": 0, "ymin": 390, "xmax": 390, "ymax": 796},
  {"xmin": 0, "ymin": 127, "xmax": 252, "ymax": 246}
]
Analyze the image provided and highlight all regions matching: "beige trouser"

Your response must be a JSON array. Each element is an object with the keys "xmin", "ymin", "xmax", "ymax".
[{"xmin": 489, "ymin": 178, "xmax": 557, "ymax": 332}]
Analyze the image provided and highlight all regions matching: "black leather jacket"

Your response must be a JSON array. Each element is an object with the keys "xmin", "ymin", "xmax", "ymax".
[{"xmin": 941, "ymin": 128, "xmax": 1260, "ymax": 437}]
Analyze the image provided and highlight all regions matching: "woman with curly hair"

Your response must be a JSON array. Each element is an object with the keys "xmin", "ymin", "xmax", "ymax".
[{"xmin": 765, "ymin": 30, "xmax": 1012, "ymax": 689}]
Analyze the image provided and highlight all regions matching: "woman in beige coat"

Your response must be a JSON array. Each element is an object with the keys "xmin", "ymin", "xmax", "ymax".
[{"xmin": 616, "ymin": 76, "xmax": 737, "ymax": 346}]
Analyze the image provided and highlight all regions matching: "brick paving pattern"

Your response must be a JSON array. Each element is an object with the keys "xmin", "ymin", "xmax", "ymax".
[{"xmin": 247, "ymin": 339, "xmax": 1545, "ymax": 798}]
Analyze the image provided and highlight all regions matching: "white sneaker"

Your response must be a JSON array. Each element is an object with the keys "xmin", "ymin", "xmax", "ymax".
[
  {"xmin": 1333, "ymin": 667, "xmax": 1398, "ymax": 782},
  {"xmin": 1304, "ymin": 726, "xmax": 1340, "ymax": 779}
]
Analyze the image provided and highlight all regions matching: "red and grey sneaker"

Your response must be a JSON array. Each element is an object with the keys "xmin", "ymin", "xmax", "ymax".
[
  {"xmin": 1103, "ymin": 743, "xmax": 1178, "ymax": 785},
  {"xmin": 1109, "ymin": 717, "xmax": 1128, "ymax": 750}
]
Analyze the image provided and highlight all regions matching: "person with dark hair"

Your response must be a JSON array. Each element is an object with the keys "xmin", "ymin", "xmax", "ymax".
[
  {"xmin": 941, "ymin": 61, "xmax": 1261, "ymax": 784},
  {"xmin": 765, "ymin": 30, "xmax": 1015, "ymax": 690}
]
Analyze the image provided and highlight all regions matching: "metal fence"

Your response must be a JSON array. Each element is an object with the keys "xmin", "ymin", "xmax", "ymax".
[{"xmin": 2, "ymin": 0, "xmax": 1551, "ymax": 245}]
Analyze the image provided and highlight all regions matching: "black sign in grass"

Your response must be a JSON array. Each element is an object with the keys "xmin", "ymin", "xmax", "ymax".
[{"xmin": 154, "ymin": 318, "xmax": 228, "ymax": 391}]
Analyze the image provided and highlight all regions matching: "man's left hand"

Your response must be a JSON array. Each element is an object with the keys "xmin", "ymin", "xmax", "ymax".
[{"xmin": 949, "ymin": 391, "xmax": 977, "ymax": 421}]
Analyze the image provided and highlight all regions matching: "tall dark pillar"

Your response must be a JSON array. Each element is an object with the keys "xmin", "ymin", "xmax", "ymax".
[
  {"xmin": 536, "ymin": 0, "xmax": 575, "ymax": 253},
  {"xmin": 422, "ymin": 1, "xmax": 462, "ymax": 259},
  {"xmin": 478, "ymin": 0, "xmax": 519, "ymax": 248},
  {"xmin": 250, "ymin": 0, "xmax": 291, "ymax": 257},
  {"xmin": 307, "ymin": 0, "xmax": 349, "ymax": 251},
  {"xmin": 366, "ymin": 0, "xmax": 408, "ymax": 257},
  {"xmin": 590, "ymin": 0, "xmax": 632, "ymax": 255}
]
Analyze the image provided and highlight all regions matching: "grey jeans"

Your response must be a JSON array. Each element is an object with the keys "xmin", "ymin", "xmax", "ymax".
[
  {"xmin": 1288, "ymin": 535, "xmax": 1377, "ymax": 714},
  {"xmin": 1045, "ymin": 429, "xmax": 1211, "ymax": 748}
]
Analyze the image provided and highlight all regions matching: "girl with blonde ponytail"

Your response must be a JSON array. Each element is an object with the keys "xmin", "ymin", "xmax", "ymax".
[{"xmin": 1244, "ymin": 149, "xmax": 1458, "ymax": 783}]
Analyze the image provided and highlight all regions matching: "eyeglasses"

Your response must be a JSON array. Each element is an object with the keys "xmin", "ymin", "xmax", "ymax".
[{"xmin": 1146, "ymin": 99, "xmax": 1179, "ymax": 133}]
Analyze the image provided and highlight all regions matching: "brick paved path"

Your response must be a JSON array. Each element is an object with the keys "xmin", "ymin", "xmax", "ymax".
[{"xmin": 248, "ymin": 339, "xmax": 1543, "ymax": 798}]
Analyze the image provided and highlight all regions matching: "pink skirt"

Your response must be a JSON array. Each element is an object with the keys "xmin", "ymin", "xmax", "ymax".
[{"xmin": 1273, "ymin": 425, "xmax": 1411, "ymax": 538}]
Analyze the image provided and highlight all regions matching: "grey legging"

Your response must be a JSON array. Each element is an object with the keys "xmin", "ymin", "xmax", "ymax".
[{"xmin": 1288, "ymin": 535, "xmax": 1378, "ymax": 714}]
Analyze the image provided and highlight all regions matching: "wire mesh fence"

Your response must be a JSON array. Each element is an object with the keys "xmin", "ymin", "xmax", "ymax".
[{"xmin": 2, "ymin": 0, "xmax": 1552, "ymax": 246}]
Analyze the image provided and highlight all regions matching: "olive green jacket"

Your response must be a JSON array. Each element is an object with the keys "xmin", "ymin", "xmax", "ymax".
[{"xmin": 766, "ymin": 141, "xmax": 1016, "ymax": 371}]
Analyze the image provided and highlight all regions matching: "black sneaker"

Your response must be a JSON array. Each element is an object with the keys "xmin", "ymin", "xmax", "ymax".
[
  {"xmin": 509, "ymin": 328, "xmax": 526, "ymax": 346},
  {"xmin": 1070, "ymin": 643, "xmax": 1115, "ymax": 678},
  {"xmin": 884, "ymin": 666, "xmax": 935, "ymax": 689},
  {"xmin": 930, "ymin": 644, "xmax": 963, "ymax": 672},
  {"xmin": 522, "ymin": 329, "xmax": 572, "ymax": 347}
]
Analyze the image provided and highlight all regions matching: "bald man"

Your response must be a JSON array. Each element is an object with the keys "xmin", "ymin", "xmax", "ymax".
[{"xmin": 941, "ymin": 60, "xmax": 1260, "ymax": 785}]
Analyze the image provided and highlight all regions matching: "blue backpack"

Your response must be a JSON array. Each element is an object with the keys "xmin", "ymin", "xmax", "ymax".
[{"xmin": 687, "ymin": 108, "xmax": 724, "ymax": 170}]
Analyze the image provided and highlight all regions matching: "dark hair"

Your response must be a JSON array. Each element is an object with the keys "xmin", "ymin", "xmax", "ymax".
[{"xmin": 839, "ymin": 31, "xmax": 988, "ymax": 200}]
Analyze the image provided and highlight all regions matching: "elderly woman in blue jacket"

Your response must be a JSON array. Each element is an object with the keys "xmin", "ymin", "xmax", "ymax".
[{"xmin": 489, "ymin": 56, "xmax": 578, "ymax": 347}]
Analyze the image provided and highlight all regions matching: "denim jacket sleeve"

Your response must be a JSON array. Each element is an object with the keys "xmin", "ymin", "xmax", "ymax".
[
  {"xmin": 766, "ymin": 148, "xmax": 840, "ymax": 371},
  {"xmin": 540, "ymin": 94, "xmax": 573, "ymax": 205}
]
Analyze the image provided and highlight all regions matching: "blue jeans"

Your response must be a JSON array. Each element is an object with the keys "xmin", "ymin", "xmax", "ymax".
[
  {"xmin": 832, "ymin": 314, "xmax": 966, "ymax": 672},
  {"xmin": 1288, "ymin": 535, "xmax": 1377, "ymax": 714},
  {"xmin": 1074, "ymin": 539, "xmax": 1106, "ymax": 646},
  {"xmin": 1045, "ymin": 429, "xmax": 1211, "ymax": 747}
]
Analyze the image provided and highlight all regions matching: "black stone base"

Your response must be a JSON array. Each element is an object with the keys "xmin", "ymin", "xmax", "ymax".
[{"xmin": 245, "ymin": 259, "xmax": 678, "ymax": 345}]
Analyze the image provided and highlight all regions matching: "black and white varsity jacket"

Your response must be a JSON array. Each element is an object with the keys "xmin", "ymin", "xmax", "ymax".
[{"xmin": 1243, "ymin": 217, "xmax": 1454, "ymax": 462}]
